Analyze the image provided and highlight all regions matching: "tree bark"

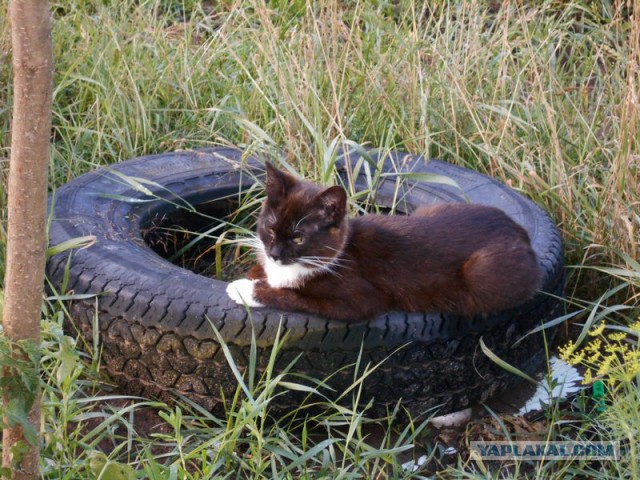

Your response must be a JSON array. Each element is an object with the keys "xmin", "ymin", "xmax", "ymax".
[{"xmin": 3, "ymin": 1, "xmax": 53, "ymax": 478}]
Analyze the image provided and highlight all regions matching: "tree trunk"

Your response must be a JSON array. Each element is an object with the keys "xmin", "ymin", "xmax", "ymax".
[{"xmin": 3, "ymin": 0, "xmax": 53, "ymax": 478}]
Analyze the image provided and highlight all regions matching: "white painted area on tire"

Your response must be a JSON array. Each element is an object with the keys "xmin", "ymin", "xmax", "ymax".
[
  {"xmin": 226, "ymin": 279, "xmax": 265, "ymax": 308},
  {"xmin": 518, "ymin": 356, "xmax": 583, "ymax": 415}
]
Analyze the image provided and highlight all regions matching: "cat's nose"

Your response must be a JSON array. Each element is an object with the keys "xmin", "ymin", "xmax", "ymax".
[{"xmin": 269, "ymin": 245, "xmax": 284, "ymax": 262}]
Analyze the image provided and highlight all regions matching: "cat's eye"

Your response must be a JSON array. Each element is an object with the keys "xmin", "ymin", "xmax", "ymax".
[
  {"xmin": 266, "ymin": 227, "xmax": 275, "ymax": 236},
  {"xmin": 292, "ymin": 235, "xmax": 304, "ymax": 245}
]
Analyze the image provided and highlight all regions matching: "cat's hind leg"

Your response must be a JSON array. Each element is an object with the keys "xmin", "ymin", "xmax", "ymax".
[{"xmin": 459, "ymin": 241, "xmax": 542, "ymax": 314}]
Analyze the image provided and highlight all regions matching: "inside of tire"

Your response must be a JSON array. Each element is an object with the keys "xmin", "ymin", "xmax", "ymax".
[{"xmin": 141, "ymin": 197, "xmax": 256, "ymax": 280}]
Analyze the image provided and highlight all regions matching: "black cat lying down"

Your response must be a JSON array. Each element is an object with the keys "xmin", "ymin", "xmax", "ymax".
[{"xmin": 227, "ymin": 162, "xmax": 542, "ymax": 321}]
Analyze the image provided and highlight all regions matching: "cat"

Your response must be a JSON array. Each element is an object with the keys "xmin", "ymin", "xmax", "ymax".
[{"xmin": 226, "ymin": 162, "xmax": 543, "ymax": 321}]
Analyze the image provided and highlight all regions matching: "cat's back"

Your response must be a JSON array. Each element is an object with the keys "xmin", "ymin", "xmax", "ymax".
[
  {"xmin": 349, "ymin": 203, "xmax": 532, "ymax": 250},
  {"xmin": 412, "ymin": 203, "xmax": 531, "ymax": 241}
]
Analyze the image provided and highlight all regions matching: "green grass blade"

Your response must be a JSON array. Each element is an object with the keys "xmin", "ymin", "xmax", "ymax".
[{"xmin": 479, "ymin": 337, "xmax": 537, "ymax": 385}]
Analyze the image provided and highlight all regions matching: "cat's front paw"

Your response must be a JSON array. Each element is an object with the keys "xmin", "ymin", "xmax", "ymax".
[{"xmin": 226, "ymin": 279, "xmax": 265, "ymax": 308}]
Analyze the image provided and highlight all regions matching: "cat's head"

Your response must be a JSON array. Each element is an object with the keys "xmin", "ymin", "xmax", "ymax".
[{"xmin": 256, "ymin": 162, "xmax": 348, "ymax": 268}]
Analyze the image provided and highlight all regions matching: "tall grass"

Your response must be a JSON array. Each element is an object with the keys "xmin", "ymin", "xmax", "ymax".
[
  {"xmin": 2, "ymin": 0, "xmax": 638, "ymax": 291},
  {"xmin": 1, "ymin": 0, "xmax": 639, "ymax": 477}
]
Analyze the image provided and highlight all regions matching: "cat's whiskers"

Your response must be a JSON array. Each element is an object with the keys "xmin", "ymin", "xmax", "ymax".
[
  {"xmin": 239, "ymin": 239, "xmax": 262, "ymax": 249},
  {"xmin": 305, "ymin": 254, "xmax": 353, "ymax": 268},
  {"xmin": 298, "ymin": 255, "xmax": 336, "ymax": 263},
  {"xmin": 240, "ymin": 237, "xmax": 266, "ymax": 257},
  {"xmin": 298, "ymin": 255, "xmax": 348, "ymax": 278},
  {"xmin": 324, "ymin": 247, "xmax": 355, "ymax": 265},
  {"xmin": 299, "ymin": 261, "xmax": 342, "ymax": 279},
  {"xmin": 242, "ymin": 241, "xmax": 267, "ymax": 260},
  {"xmin": 297, "ymin": 258, "xmax": 328, "ymax": 269}
]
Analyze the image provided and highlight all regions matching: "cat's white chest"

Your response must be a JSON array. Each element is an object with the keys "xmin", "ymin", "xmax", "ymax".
[{"xmin": 263, "ymin": 257, "xmax": 315, "ymax": 288}]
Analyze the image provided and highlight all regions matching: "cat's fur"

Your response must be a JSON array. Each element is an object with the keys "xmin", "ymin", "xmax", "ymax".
[{"xmin": 226, "ymin": 162, "xmax": 543, "ymax": 321}]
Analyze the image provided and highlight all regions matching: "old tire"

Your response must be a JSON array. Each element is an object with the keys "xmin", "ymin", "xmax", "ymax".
[{"xmin": 47, "ymin": 147, "xmax": 564, "ymax": 417}]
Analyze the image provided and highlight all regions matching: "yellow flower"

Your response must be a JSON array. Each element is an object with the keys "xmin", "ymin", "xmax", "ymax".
[
  {"xmin": 558, "ymin": 340, "xmax": 576, "ymax": 361},
  {"xmin": 589, "ymin": 323, "xmax": 606, "ymax": 337},
  {"xmin": 607, "ymin": 332, "xmax": 627, "ymax": 342},
  {"xmin": 604, "ymin": 344, "xmax": 617, "ymax": 354},
  {"xmin": 623, "ymin": 349, "xmax": 640, "ymax": 363},
  {"xmin": 567, "ymin": 349, "xmax": 585, "ymax": 366},
  {"xmin": 585, "ymin": 338, "xmax": 602, "ymax": 353},
  {"xmin": 559, "ymin": 316, "xmax": 640, "ymax": 391},
  {"xmin": 605, "ymin": 343, "xmax": 629, "ymax": 357},
  {"xmin": 585, "ymin": 349, "xmax": 601, "ymax": 364},
  {"xmin": 596, "ymin": 355, "xmax": 614, "ymax": 376}
]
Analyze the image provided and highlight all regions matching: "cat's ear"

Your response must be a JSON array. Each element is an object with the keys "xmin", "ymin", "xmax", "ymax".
[
  {"xmin": 317, "ymin": 186, "xmax": 347, "ymax": 223},
  {"xmin": 265, "ymin": 161, "xmax": 298, "ymax": 202}
]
